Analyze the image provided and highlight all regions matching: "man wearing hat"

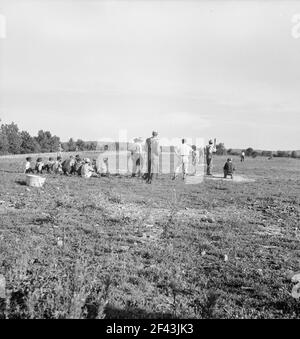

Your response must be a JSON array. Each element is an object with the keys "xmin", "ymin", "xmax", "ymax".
[{"xmin": 205, "ymin": 138, "xmax": 216, "ymax": 175}]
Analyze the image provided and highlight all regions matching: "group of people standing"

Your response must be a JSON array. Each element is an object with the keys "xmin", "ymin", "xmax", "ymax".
[
  {"xmin": 127, "ymin": 131, "xmax": 161, "ymax": 184},
  {"xmin": 129, "ymin": 131, "xmax": 201, "ymax": 183}
]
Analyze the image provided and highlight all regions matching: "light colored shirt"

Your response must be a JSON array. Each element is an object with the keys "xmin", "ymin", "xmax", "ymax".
[
  {"xmin": 178, "ymin": 144, "xmax": 192, "ymax": 157},
  {"xmin": 132, "ymin": 142, "xmax": 144, "ymax": 155},
  {"xmin": 206, "ymin": 144, "xmax": 216, "ymax": 157},
  {"xmin": 100, "ymin": 159, "xmax": 109, "ymax": 174},
  {"xmin": 150, "ymin": 136, "xmax": 160, "ymax": 156},
  {"xmin": 81, "ymin": 163, "xmax": 94, "ymax": 178}
]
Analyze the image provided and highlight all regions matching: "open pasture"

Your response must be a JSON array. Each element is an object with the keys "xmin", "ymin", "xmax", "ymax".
[{"xmin": 0, "ymin": 155, "xmax": 299, "ymax": 318}]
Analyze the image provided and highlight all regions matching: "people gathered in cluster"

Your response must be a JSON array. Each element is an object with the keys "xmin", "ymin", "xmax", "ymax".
[
  {"xmin": 24, "ymin": 154, "xmax": 109, "ymax": 178},
  {"xmin": 24, "ymin": 134, "xmax": 238, "ymax": 182}
]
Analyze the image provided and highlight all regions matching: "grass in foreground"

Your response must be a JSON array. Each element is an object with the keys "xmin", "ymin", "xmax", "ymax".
[{"xmin": 0, "ymin": 155, "xmax": 299, "ymax": 318}]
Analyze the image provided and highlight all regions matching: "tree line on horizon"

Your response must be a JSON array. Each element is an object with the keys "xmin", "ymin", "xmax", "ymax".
[
  {"xmin": 0, "ymin": 120, "xmax": 299, "ymax": 158},
  {"xmin": 217, "ymin": 143, "xmax": 300, "ymax": 159},
  {"xmin": 0, "ymin": 120, "xmax": 97, "ymax": 155}
]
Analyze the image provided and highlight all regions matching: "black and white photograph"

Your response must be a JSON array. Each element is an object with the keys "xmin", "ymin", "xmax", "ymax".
[{"xmin": 0, "ymin": 0, "xmax": 299, "ymax": 323}]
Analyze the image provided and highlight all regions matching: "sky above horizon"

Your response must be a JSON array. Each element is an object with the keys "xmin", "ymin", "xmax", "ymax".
[{"xmin": 0, "ymin": 0, "xmax": 300, "ymax": 150}]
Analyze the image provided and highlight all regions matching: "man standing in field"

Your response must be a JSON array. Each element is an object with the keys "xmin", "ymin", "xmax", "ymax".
[
  {"xmin": 131, "ymin": 137, "xmax": 144, "ymax": 177},
  {"xmin": 144, "ymin": 131, "xmax": 161, "ymax": 184},
  {"xmin": 172, "ymin": 138, "xmax": 192, "ymax": 181},
  {"xmin": 205, "ymin": 139, "xmax": 216, "ymax": 175},
  {"xmin": 241, "ymin": 151, "xmax": 245, "ymax": 162}
]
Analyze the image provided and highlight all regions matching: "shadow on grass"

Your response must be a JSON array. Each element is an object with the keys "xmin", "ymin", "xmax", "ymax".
[
  {"xmin": 104, "ymin": 304, "xmax": 175, "ymax": 319},
  {"xmin": 15, "ymin": 179, "xmax": 27, "ymax": 186}
]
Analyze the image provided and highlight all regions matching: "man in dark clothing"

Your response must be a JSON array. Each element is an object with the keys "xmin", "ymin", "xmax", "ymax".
[
  {"xmin": 143, "ymin": 131, "xmax": 160, "ymax": 184},
  {"xmin": 223, "ymin": 158, "xmax": 235, "ymax": 179},
  {"xmin": 205, "ymin": 139, "xmax": 216, "ymax": 175},
  {"xmin": 143, "ymin": 136, "xmax": 152, "ymax": 181}
]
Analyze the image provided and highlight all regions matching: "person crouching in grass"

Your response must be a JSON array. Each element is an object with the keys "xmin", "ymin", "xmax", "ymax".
[
  {"xmin": 25, "ymin": 157, "xmax": 34, "ymax": 174},
  {"xmin": 62, "ymin": 155, "xmax": 75, "ymax": 176},
  {"xmin": 80, "ymin": 158, "xmax": 98, "ymax": 178},
  {"xmin": 53, "ymin": 156, "xmax": 63, "ymax": 174},
  {"xmin": 35, "ymin": 157, "xmax": 44, "ymax": 174},
  {"xmin": 74, "ymin": 155, "xmax": 84, "ymax": 175},
  {"xmin": 43, "ymin": 157, "xmax": 55, "ymax": 173},
  {"xmin": 223, "ymin": 158, "xmax": 235, "ymax": 179}
]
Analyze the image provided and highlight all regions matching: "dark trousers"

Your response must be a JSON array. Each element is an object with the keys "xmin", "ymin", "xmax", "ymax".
[
  {"xmin": 143, "ymin": 154, "xmax": 152, "ymax": 181},
  {"xmin": 224, "ymin": 170, "xmax": 233, "ymax": 179},
  {"xmin": 206, "ymin": 157, "xmax": 212, "ymax": 175}
]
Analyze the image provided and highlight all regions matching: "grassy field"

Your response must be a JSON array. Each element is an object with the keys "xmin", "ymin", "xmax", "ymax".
[{"xmin": 0, "ymin": 155, "xmax": 299, "ymax": 319}]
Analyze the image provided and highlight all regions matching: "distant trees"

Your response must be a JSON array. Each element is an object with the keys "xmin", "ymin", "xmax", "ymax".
[
  {"xmin": 276, "ymin": 150, "xmax": 291, "ymax": 158},
  {"xmin": 34, "ymin": 130, "xmax": 60, "ymax": 153},
  {"xmin": 225, "ymin": 145, "xmax": 300, "ymax": 159},
  {"xmin": 1, "ymin": 122, "xmax": 22, "ymax": 154},
  {"xmin": 245, "ymin": 147, "xmax": 254, "ymax": 157},
  {"xmin": 0, "ymin": 118, "xmax": 299, "ymax": 159},
  {"xmin": 85, "ymin": 141, "xmax": 97, "ymax": 151},
  {"xmin": 291, "ymin": 151, "xmax": 300, "ymax": 158},
  {"xmin": 76, "ymin": 139, "xmax": 85, "ymax": 151},
  {"xmin": 227, "ymin": 149, "xmax": 240, "ymax": 156},
  {"xmin": 61, "ymin": 139, "xmax": 97, "ymax": 152},
  {"xmin": 20, "ymin": 131, "xmax": 40, "ymax": 154},
  {"xmin": 0, "ymin": 126, "xmax": 9, "ymax": 154},
  {"xmin": 261, "ymin": 150, "xmax": 273, "ymax": 158},
  {"xmin": 66, "ymin": 138, "xmax": 77, "ymax": 152},
  {"xmin": 0, "ymin": 120, "xmax": 61, "ymax": 155},
  {"xmin": 216, "ymin": 142, "xmax": 227, "ymax": 155}
]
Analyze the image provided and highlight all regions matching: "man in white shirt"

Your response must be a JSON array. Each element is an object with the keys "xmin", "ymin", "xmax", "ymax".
[
  {"xmin": 172, "ymin": 138, "xmax": 192, "ymax": 180},
  {"xmin": 131, "ymin": 137, "xmax": 145, "ymax": 177},
  {"xmin": 241, "ymin": 151, "xmax": 245, "ymax": 162}
]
